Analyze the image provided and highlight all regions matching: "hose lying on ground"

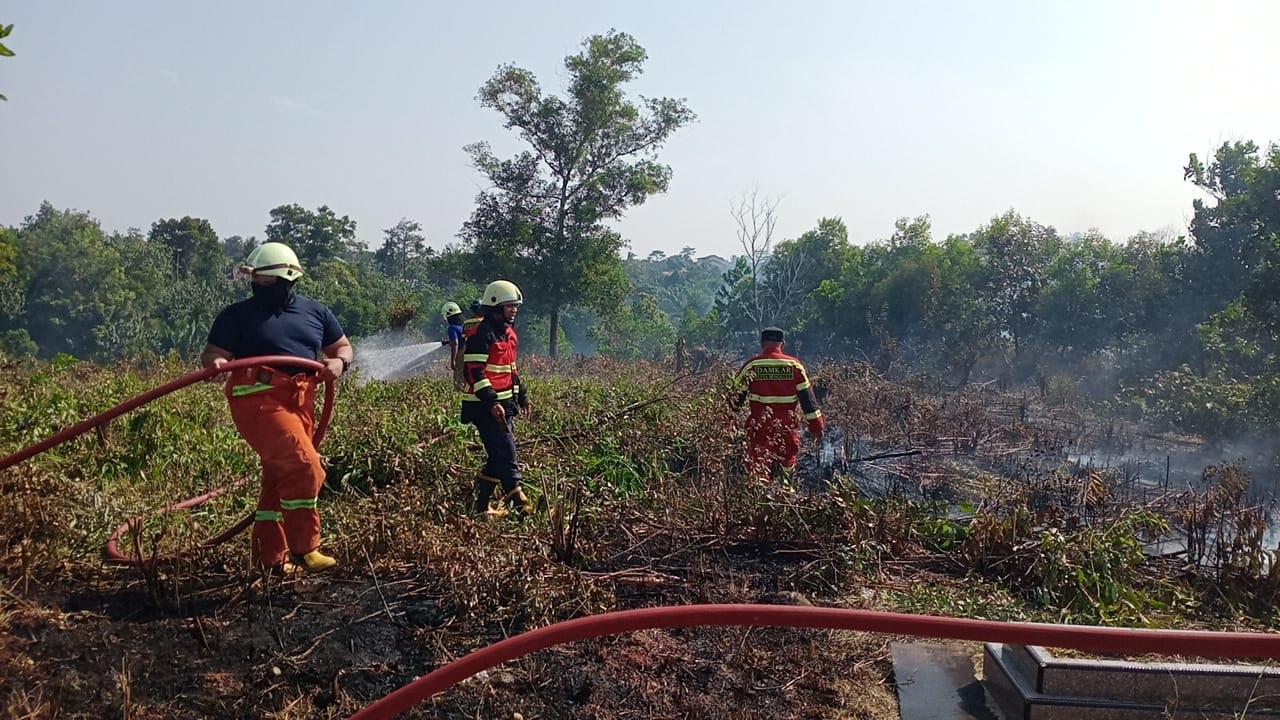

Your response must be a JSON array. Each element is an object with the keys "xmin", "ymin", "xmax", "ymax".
[
  {"xmin": 0, "ymin": 356, "xmax": 335, "ymax": 564},
  {"xmin": 347, "ymin": 602, "xmax": 1280, "ymax": 720}
]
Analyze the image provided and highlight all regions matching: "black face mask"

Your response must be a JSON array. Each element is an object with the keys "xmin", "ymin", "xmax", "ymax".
[
  {"xmin": 489, "ymin": 308, "xmax": 513, "ymax": 327},
  {"xmin": 251, "ymin": 280, "xmax": 295, "ymax": 308}
]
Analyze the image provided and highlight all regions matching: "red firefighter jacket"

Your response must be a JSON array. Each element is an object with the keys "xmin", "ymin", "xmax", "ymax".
[
  {"xmin": 461, "ymin": 316, "xmax": 527, "ymax": 422},
  {"xmin": 733, "ymin": 348, "xmax": 822, "ymax": 423}
]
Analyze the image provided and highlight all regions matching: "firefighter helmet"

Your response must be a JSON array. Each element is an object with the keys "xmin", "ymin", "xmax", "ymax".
[
  {"xmin": 441, "ymin": 301, "xmax": 463, "ymax": 321},
  {"xmin": 243, "ymin": 243, "xmax": 304, "ymax": 281},
  {"xmin": 481, "ymin": 280, "xmax": 523, "ymax": 307}
]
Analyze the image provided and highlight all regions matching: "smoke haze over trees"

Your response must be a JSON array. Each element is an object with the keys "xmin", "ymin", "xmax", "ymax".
[{"xmin": 1, "ymin": 31, "xmax": 1278, "ymax": 446}]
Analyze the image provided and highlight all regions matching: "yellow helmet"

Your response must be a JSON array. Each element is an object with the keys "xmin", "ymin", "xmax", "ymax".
[
  {"xmin": 441, "ymin": 301, "xmax": 462, "ymax": 320},
  {"xmin": 481, "ymin": 279, "xmax": 523, "ymax": 307},
  {"xmin": 243, "ymin": 242, "xmax": 304, "ymax": 281}
]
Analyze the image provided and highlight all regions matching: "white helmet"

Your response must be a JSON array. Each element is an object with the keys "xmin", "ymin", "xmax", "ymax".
[
  {"xmin": 481, "ymin": 280, "xmax": 523, "ymax": 307},
  {"xmin": 242, "ymin": 243, "xmax": 304, "ymax": 282},
  {"xmin": 441, "ymin": 301, "xmax": 462, "ymax": 321}
]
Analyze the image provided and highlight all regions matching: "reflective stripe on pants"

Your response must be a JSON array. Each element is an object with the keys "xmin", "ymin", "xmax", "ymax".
[{"xmin": 226, "ymin": 376, "xmax": 324, "ymax": 568}]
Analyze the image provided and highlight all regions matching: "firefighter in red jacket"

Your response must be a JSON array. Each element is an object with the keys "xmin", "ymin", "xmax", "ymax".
[
  {"xmin": 462, "ymin": 299, "xmax": 484, "ymax": 338},
  {"xmin": 460, "ymin": 280, "xmax": 531, "ymax": 515},
  {"xmin": 733, "ymin": 327, "xmax": 824, "ymax": 483}
]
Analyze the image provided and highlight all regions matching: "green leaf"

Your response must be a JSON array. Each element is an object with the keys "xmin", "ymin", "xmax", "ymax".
[
  {"xmin": 0, "ymin": 24, "xmax": 12, "ymax": 38},
  {"xmin": 0, "ymin": 43, "xmax": 13, "ymax": 57}
]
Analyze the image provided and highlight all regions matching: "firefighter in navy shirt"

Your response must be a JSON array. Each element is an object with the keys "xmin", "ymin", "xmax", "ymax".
[{"xmin": 200, "ymin": 242, "xmax": 353, "ymax": 573}]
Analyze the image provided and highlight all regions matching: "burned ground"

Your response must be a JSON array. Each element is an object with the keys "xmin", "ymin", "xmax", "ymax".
[{"xmin": 1, "ymin": 357, "xmax": 1274, "ymax": 718}]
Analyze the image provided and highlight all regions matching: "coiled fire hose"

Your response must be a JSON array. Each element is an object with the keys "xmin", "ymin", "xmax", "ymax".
[
  {"xmin": 349, "ymin": 603, "xmax": 1280, "ymax": 720},
  {"xmin": 0, "ymin": 356, "xmax": 335, "ymax": 564}
]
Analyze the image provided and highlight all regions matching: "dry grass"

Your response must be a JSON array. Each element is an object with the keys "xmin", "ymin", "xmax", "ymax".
[{"xmin": 0, "ymin": 355, "xmax": 1275, "ymax": 718}]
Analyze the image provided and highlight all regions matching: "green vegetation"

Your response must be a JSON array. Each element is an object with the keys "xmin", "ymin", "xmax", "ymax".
[
  {"xmin": 4, "ymin": 22, "xmax": 1279, "ymax": 719},
  {"xmin": 5, "ymin": 141, "xmax": 1279, "ymax": 445},
  {"xmin": 1, "ymin": 356, "xmax": 1278, "ymax": 717},
  {"xmin": 1, "ymin": 29, "xmax": 1276, "ymax": 448}
]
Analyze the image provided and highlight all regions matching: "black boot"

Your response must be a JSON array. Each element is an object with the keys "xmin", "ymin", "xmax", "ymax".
[{"xmin": 474, "ymin": 475, "xmax": 498, "ymax": 515}]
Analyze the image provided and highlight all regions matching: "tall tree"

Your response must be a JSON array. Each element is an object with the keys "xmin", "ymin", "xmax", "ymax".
[
  {"xmin": 728, "ymin": 188, "xmax": 780, "ymax": 337},
  {"xmin": 222, "ymin": 235, "xmax": 258, "ymax": 262},
  {"xmin": 374, "ymin": 218, "xmax": 429, "ymax": 280},
  {"xmin": 14, "ymin": 203, "xmax": 135, "ymax": 358},
  {"xmin": 762, "ymin": 216, "xmax": 849, "ymax": 339},
  {"xmin": 460, "ymin": 29, "xmax": 696, "ymax": 358},
  {"xmin": 0, "ymin": 226, "xmax": 18, "ymax": 316},
  {"xmin": 969, "ymin": 211, "xmax": 1060, "ymax": 361},
  {"xmin": 148, "ymin": 216, "xmax": 223, "ymax": 278},
  {"xmin": 1184, "ymin": 141, "xmax": 1278, "ymax": 311},
  {"xmin": 1189, "ymin": 143, "xmax": 1280, "ymax": 378},
  {"xmin": 265, "ymin": 204, "xmax": 359, "ymax": 266}
]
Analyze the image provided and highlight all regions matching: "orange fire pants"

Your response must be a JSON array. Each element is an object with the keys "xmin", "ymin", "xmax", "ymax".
[
  {"xmin": 744, "ymin": 407, "xmax": 801, "ymax": 482},
  {"xmin": 225, "ymin": 367, "xmax": 325, "ymax": 569}
]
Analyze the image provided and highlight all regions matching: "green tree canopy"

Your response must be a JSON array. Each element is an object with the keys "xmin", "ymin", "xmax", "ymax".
[
  {"xmin": 265, "ymin": 204, "xmax": 360, "ymax": 267},
  {"xmin": 373, "ymin": 218, "xmax": 429, "ymax": 281},
  {"xmin": 149, "ymin": 216, "xmax": 224, "ymax": 278},
  {"xmin": 460, "ymin": 29, "xmax": 696, "ymax": 358}
]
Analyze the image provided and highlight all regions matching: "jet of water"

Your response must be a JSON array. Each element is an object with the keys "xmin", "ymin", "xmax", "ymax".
[{"xmin": 353, "ymin": 333, "xmax": 448, "ymax": 382}]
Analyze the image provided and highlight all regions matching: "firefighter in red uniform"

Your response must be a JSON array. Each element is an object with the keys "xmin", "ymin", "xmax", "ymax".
[
  {"xmin": 733, "ymin": 327, "xmax": 824, "ymax": 483},
  {"xmin": 462, "ymin": 299, "xmax": 484, "ymax": 338},
  {"xmin": 461, "ymin": 280, "xmax": 532, "ymax": 515},
  {"xmin": 454, "ymin": 299, "xmax": 486, "ymax": 390}
]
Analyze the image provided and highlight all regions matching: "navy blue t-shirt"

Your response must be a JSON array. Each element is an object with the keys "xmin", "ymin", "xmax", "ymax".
[
  {"xmin": 207, "ymin": 295, "xmax": 344, "ymax": 373},
  {"xmin": 447, "ymin": 322, "xmax": 464, "ymax": 344}
]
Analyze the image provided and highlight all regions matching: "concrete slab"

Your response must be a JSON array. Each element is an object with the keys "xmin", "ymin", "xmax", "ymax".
[
  {"xmin": 983, "ymin": 643, "xmax": 1280, "ymax": 720},
  {"xmin": 892, "ymin": 642, "xmax": 1001, "ymax": 720}
]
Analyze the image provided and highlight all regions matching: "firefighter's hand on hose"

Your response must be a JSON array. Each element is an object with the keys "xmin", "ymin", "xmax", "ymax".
[
  {"xmin": 318, "ymin": 356, "xmax": 346, "ymax": 382},
  {"xmin": 205, "ymin": 356, "xmax": 229, "ymax": 383},
  {"xmin": 807, "ymin": 418, "xmax": 825, "ymax": 442}
]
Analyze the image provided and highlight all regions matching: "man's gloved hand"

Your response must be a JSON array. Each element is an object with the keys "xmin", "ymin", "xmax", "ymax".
[{"xmin": 807, "ymin": 417, "xmax": 825, "ymax": 442}]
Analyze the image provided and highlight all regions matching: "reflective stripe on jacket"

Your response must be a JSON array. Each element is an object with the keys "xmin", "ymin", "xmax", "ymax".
[
  {"xmin": 462, "ymin": 320, "xmax": 519, "ymax": 406},
  {"xmin": 734, "ymin": 350, "xmax": 822, "ymax": 421}
]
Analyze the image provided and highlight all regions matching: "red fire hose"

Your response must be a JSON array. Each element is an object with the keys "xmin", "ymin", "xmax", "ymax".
[
  {"xmin": 0, "ymin": 356, "xmax": 335, "ymax": 564},
  {"xmin": 349, "ymin": 603, "xmax": 1280, "ymax": 720}
]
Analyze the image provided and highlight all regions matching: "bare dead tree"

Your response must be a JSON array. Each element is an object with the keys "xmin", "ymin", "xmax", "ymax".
[
  {"xmin": 763, "ymin": 244, "xmax": 812, "ymax": 326},
  {"xmin": 730, "ymin": 187, "xmax": 781, "ymax": 336}
]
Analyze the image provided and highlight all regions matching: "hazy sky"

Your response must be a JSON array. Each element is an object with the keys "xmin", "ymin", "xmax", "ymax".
[{"xmin": 1, "ymin": 1, "xmax": 1276, "ymax": 260}]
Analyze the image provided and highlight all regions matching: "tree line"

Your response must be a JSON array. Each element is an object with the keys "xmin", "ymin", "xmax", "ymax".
[{"xmin": 1, "ymin": 30, "xmax": 1277, "ymax": 440}]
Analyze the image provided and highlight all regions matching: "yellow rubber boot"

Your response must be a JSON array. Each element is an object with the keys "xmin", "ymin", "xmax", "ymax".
[{"xmin": 293, "ymin": 550, "xmax": 338, "ymax": 573}]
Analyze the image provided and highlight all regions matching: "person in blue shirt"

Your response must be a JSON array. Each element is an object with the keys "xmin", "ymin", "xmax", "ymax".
[
  {"xmin": 440, "ymin": 302, "xmax": 466, "ymax": 385},
  {"xmin": 200, "ymin": 242, "xmax": 352, "ymax": 575}
]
